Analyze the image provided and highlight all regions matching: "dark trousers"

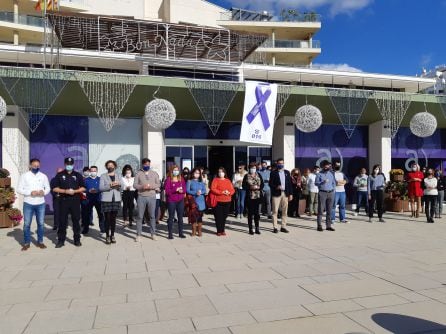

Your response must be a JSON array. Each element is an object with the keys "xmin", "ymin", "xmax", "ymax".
[
  {"xmin": 317, "ymin": 191, "xmax": 333, "ymax": 227},
  {"xmin": 424, "ymin": 195, "xmax": 437, "ymax": 221},
  {"xmin": 288, "ymin": 189, "xmax": 302, "ymax": 217},
  {"xmin": 80, "ymin": 200, "xmax": 89, "ymax": 228},
  {"xmin": 247, "ymin": 198, "xmax": 261, "ymax": 231},
  {"xmin": 52, "ymin": 196, "xmax": 61, "ymax": 229},
  {"xmin": 122, "ymin": 190, "xmax": 136, "ymax": 222},
  {"xmin": 82, "ymin": 200, "xmax": 104, "ymax": 233},
  {"xmin": 356, "ymin": 191, "xmax": 369, "ymax": 213},
  {"xmin": 369, "ymin": 190, "xmax": 384, "ymax": 219},
  {"xmin": 214, "ymin": 202, "xmax": 230, "ymax": 233},
  {"xmin": 58, "ymin": 199, "xmax": 81, "ymax": 243},
  {"xmin": 104, "ymin": 211, "xmax": 118, "ymax": 237},
  {"xmin": 167, "ymin": 200, "xmax": 184, "ymax": 237}
]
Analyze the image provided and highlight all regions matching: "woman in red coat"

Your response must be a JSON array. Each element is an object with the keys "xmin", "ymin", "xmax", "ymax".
[{"xmin": 406, "ymin": 164, "xmax": 424, "ymax": 218}]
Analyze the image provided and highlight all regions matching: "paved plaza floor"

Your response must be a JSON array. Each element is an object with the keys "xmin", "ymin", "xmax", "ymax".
[{"xmin": 1, "ymin": 211, "xmax": 446, "ymax": 334}]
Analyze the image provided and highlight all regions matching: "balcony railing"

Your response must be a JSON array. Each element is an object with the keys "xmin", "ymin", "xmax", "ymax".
[
  {"xmin": 0, "ymin": 11, "xmax": 44, "ymax": 28},
  {"xmin": 60, "ymin": 0, "xmax": 89, "ymax": 7},
  {"xmin": 220, "ymin": 8, "xmax": 321, "ymax": 23},
  {"xmin": 260, "ymin": 39, "xmax": 321, "ymax": 49}
]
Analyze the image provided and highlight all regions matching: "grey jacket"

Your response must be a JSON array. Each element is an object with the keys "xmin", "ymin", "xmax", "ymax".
[{"xmin": 99, "ymin": 173, "xmax": 125, "ymax": 202}]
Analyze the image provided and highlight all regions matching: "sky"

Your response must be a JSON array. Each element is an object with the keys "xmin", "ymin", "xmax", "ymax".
[{"xmin": 209, "ymin": 0, "xmax": 446, "ymax": 76}]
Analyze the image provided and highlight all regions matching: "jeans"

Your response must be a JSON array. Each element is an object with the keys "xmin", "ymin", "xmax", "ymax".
[
  {"xmin": 356, "ymin": 191, "xmax": 369, "ymax": 214},
  {"xmin": 436, "ymin": 190, "xmax": 444, "ymax": 217},
  {"xmin": 261, "ymin": 187, "xmax": 272, "ymax": 216},
  {"xmin": 136, "ymin": 196, "xmax": 157, "ymax": 236},
  {"xmin": 236, "ymin": 189, "xmax": 246, "ymax": 215},
  {"xmin": 317, "ymin": 191, "xmax": 333, "ymax": 228},
  {"xmin": 331, "ymin": 192, "xmax": 346, "ymax": 222},
  {"xmin": 23, "ymin": 202, "xmax": 46, "ymax": 244},
  {"xmin": 167, "ymin": 200, "xmax": 184, "ymax": 237}
]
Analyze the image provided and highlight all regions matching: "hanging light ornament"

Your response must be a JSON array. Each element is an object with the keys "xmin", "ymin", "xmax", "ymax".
[
  {"xmin": 0, "ymin": 96, "xmax": 7, "ymax": 122},
  {"xmin": 410, "ymin": 105, "xmax": 437, "ymax": 138},
  {"xmin": 145, "ymin": 98, "xmax": 176, "ymax": 130},
  {"xmin": 295, "ymin": 104, "xmax": 323, "ymax": 133}
]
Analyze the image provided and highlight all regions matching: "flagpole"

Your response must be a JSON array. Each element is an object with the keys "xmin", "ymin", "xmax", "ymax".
[{"xmin": 43, "ymin": 0, "xmax": 47, "ymax": 68}]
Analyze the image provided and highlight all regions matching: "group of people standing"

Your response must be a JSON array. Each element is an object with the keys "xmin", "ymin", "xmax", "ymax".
[{"xmin": 16, "ymin": 155, "xmax": 445, "ymax": 251}]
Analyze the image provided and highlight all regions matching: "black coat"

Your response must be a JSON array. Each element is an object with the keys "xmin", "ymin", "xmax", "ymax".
[
  {"xmin": 242, "ymin": 173, "xmax": 264, "ymax": 199},
  {"xmin": 269, "ymin": 169, "xmax": 293, "ymax": 197}
]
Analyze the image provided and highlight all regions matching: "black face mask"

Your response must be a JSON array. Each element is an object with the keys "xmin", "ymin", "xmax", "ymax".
[
  {"xmin": 107, "ymin": 167, "xmax": 115, "ymax": 173},
  {"xmin": 334, "ymin": 166, "xmax": 340, "ymax": 171}
]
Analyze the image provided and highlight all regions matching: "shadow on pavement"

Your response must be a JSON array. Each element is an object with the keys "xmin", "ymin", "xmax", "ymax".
[{"xmin": 371, "ymin": 313, "xmax": 446, "ymax": 333}]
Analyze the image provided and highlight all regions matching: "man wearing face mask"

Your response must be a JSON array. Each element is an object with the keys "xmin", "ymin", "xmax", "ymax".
[
  {"xmin": 17, "ymin": 158, "xmax": 51, "ymax": 251},
  {"xmin": 82, "ymin": 166, "xmax": 104, "ymax": 235},
  {"xmin": 134, "ymin": 158, "xmax": 161, "ymax": 241},
  {"xmin": 269, "ymin": 158, "xmax": 293, "ymax": 233},
  {"xmin": 258, "ymin": 161, "xmax": 272, "ymax": 219},
  {"xmin": 315, "ymin": 160, "xmax": 336, "ymax": 232},
  {"xmin": 331, "ymin": 161, "xmax": 349, "ymax": 224},
  {"xmin": 50, "ymin": 167, "xmax": 64, "ymax": 231},
  {"xmin": 80, "ymin": 167, "xmax": 90, "ymax": 231},
  {"xmin": 52, "ymin": 157, "xmax": 86, "ymax": 248}
]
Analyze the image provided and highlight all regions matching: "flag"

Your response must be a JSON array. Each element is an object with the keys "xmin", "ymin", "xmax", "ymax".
[
  {"xmin": 34, "ymin": 0, "xmax": 45, "ymax": 13},
  {"xmin": 47, "ymin": 0, "xmax": 59, "ymax": 11},
  {"xmin": 240, "ymin": 81, "xmax": 278, "ymax": 145}
]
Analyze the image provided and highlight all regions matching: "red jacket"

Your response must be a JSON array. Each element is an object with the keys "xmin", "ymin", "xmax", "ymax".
[{"xmin": 210, "ymin": 178, "xmax": 235, "ymax": 203}]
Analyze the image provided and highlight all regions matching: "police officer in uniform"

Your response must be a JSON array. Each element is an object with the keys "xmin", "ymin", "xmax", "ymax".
[{"xmin": 52, "ymin": 157, "xmax": 86, "ymax": 248}]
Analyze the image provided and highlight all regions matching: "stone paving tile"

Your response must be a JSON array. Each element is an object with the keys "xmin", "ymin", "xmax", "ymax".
[
  {"xmin": 46, "ymin": 281, "xmax": 102, "ymax": 301},
  {"xmin": 94, "ymin": 301, "xmax": 158, "ymax": 328},
  {"xmin": 70, "ymin": 294, "xmax": 127, "ymax": 309},
  {"xmin": 249, "ymin": 305, "xmax": 312, "ymax": 322},
  {"xmin": 303, "ymin": 299, "xmax": 363, "ymax": 315},
  {"xmin": 8, "ymin": 299, "xmax": 70, "ymax": 314},
  {"xmin": 127, "ymin": 289, "xmax": 180, "ymax": 302},
  {"xmin": 353, "ymin": 294, "xmax": 413, "ymax": 309},
  {"xmin": 0, "ymin": 312, "xmax": 34, "ymax": 334},
  {"xmin": 101, "ymin": 277, "xmax": 151, "ymax": 296},
  {"xmin": 194, "ymin": 268, "xmax": 283, "ymax": 287},
  {"xmin": 156, "ymin": 295, "xmax": 218, "ymax": 321},
  {"xmin": 179, "ymin": 285, "xmax": 229, "ymax": 297},
  {"xmin": 128, "ymin": 318, "xmax": 195, "ymax": 334},
  {"xmin": 24, "ymin": 306, "xmax": 97, "ymax": 334},
  {"xmin": 60, "ymin": 327, "xmax": 127, "ymax": 334},
  {"xmin": 230, "ymin": 313, "xmax": 371, "ymax": 334},
  {"xmin": 81, "ymin": 273, "xmax": 127, "ymax": 282},
  {"xmin": 192, "ymin": 312, "xmax": 256, "ymax": 331},
  {"xmin": 225, "ymin": 280, "xmax": 275, "ymax": 292},
  {"xmin": 150, "ymin": 273, "xmax": 199, "ymax": 291},
  {"xmin": 0, "ymin": 285, "xmax": 52, "ymax": 305},
  {"xmin": 14, "ymin": 268, "xmax": 63, "ymax": 282}
]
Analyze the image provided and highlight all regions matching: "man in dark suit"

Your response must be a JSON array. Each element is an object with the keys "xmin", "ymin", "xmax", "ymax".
[{"xmin": 269, "ymin": 158, "xmax": 293, "ymax": 233}]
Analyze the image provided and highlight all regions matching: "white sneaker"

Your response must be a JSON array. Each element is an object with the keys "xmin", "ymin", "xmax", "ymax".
[
  {"xmin": 353, "ymin": 212, "xmax": 358, "ymax": 216},
  {"xmin": 151, "ymin": 234, "xmax": 157, "ymax": 241},
  {"xmin": 135, "ymin": 235, "xmax": 141, "ymax": 242},
  {"xmin": 342, "ymin": 220, "xmax": 350, "ymax": 224}
]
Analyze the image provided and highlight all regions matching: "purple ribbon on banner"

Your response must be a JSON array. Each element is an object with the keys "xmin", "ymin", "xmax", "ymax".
[{"xmin": 246, "ymin": 84, "xmax": 271, "ymax": 130}]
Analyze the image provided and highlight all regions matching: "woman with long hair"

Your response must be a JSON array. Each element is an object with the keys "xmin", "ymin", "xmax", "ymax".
[
  {"xmin": 406, "ymin": 163, "xmax": 424, "ymax": 218},
  {"xmin": 99, "ymin": 160, "xmax": 124, "ymax": 244},
  {"xmin": 121, "ymin": 164, "xmax": 136, "ymax": 227},
  {"xmin": 367, "ymin": 164, "xmax": 386, "ymax": 223},
  {"xmin": 186, "ymin": 168, "xmax": 206, "ymax": 236},
  {"xmin": 211, "ymin": 167, "xmax": 235, "ymax": 236},
  {"xmin": 288, "ymin": 168, "xmax": 302, "ymax": 218},
  {"xmin": 164, "ymin": 165, "xmax": 187, "ymax": 239}
]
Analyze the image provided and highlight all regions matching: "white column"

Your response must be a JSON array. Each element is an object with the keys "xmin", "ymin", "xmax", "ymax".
[
  {"xmin": 368, "ymin": 120, "xmax": 391, "ymax": 180},
  {"xmin": 272, "ymin": 116, "xmax": 295, "ymax": 169},
  {"xmin": 2, "ymin": 106, "xmax": 30, "ymax": 211},
  {"xmin": 142, "ymin": 117, "xmax": 165, "ymax": 178}
]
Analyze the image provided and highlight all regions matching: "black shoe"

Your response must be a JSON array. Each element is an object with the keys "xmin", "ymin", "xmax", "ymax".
[
  {"xmin": 179, "ymin": 234, "xmax": 186, "ymax": 239},
  {"xmin": 89, "ymin": 222, "xmax": 94, "ymax": 226},
  {"xmin": 326, "ymin": 227, "xmax": 335, "ymax": 231},
  {"xmin": 255, "ymin": 229, "xmax": 261, "ymax": 235},
  {"xmin": 280, "ymin": 227, "xmax": 289, "ymax": 233},
  {"xmin": 55, "ymin": 242, "xmax": 64, "ymax": 248},
  {"xmin": 273, "ymin": 228, "xmax": 278, "ymax": 233},
  {"xmin": 105, "ymin": 237, "xmax": 111, "ymax": 244},
  {"xmin": 74, "ymin": 240, "xmax": 82, "ymax": 247},
  {"xmin": 168, "ymin": 235, "xmax": 174, "ymax": 240},
  {"xmin": 267, "ymin": 215, "xmax": 272, "ymax": 219},
  {"xmin": 317, "ymin": 226, "xmax": 323, "ymax": 232},
  {"xmin": 249, "ymin": 230, "xmax": 254, "ymax": 235},
  {"xmin": 296, "ymin": 214, "xmax": 301, "ymax": 218},
  {"xmin": 81, "ymin": 229, "xmax": 89, "ymax": 235},
  {"xmin": 52, "ymin": 226, "xmax": 58, "ymax": 231}
]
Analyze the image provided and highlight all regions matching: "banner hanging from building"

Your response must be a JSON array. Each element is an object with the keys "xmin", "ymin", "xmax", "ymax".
[{"xmin": 240, "ymin": 81, "xmax": 277, "ymax": 145}]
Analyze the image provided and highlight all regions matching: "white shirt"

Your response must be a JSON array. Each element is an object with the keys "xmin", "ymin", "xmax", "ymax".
[
  {"xmin": 232, "ymin": 172, "xmax": 246, "ymax": 189},
  {"xmin": 424, "ymin": 178, "xmax": 438, "ymax": 196},
  {"xmin": 121, "ymin": 176, "xmax": 135, "ymax": 191},
  {"xmin": 308, "ymin": 173, "xmax": 319, "ymax": 193},
  {"xmin": 335, "ymin": 171, "xmax": 346, "ymax": 192},
  {"xmin": 354, "ymin": 175, "xmax": 368, "ymax": 192},
  {"xmin": 17, "ymin": 171, "xmax": 51, "ymax": 205}
]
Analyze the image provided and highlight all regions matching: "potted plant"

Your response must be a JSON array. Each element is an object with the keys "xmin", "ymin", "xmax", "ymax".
[
  {"xmin": 385, "ymin": 180, "xmax": 410, "ymax": 212},
  {"xmin": 389, "ymin": 169, "xmax": 404, "ymax": 182},
  {"xmin": 6, "ymin": 208, "xmax": 23, "ymax": 226}
]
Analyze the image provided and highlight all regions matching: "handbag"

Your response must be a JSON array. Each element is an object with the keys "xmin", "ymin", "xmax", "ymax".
[{"xmin": 206, "ymin": 192, "xmax": 217, "ymax": 208}]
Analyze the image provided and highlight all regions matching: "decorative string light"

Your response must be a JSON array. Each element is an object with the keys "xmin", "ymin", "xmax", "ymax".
[
  {"xmin": 145, "ymin": 98, "xmax": 176, "ymax": 130},
  {"xmin": 374, "ymin": 91, "xmax": 412, "ymax": 138},
  {"xmin": 275, "ymin": 85, "xmax": 292, "ymax": 120},
  {"xmin": 2, "ymin": 130, "xmax": 28, "ymax": 173},
  {"xmin": 76, "ymin": 72, "xmax": 137, "ymax": 132},
  {"xmin": 327, "ymin": 88, "xmax": 372, "ymax": 139},
  {"xmin": 185, "ymin": 79, "xmax": 241, "ymax": 135},
  {"xmin": 410, "ymin": 102, "xmax": 437, "ymax": 138},
  {"xmin": 295, "ymin": 104, "xmax": 322, "ymax": 133},
  {"xmin": 438, "ymin": 95, "xmax": 446, "ymax": 120}
]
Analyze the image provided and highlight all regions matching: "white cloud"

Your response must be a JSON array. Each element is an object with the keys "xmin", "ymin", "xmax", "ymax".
[
  {"xmin": 313, "ymin": 63, "xmax": 363, "ymax": 72},
  {"xmin": 226, "ymin": 0, "xmax": 373, "ymax": 16}
]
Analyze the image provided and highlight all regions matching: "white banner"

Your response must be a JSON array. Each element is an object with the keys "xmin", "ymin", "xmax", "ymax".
[{"xmin": 240, "ymin": 81, "xmax": 277, "ymax": 145}]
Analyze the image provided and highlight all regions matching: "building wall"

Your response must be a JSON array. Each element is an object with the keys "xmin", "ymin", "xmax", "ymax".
[
  {"xmin": 162, "ymin": 0, "xmax": 225, "ymax": 27},
  {"xmin": 85, "ymin": 0, "xmax": 145, "ymax": 19}
]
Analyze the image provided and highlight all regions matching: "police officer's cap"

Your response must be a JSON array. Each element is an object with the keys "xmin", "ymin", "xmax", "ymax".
[{"xmin": 64, "ymin": 157, "xmax": 74, "ymax": 165}]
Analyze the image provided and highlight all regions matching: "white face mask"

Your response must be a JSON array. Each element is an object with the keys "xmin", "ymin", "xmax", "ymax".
[
  {"xmin": 218, "ymin": 172, "xmax": 225, "ymax": 178},
  {"xmin": 90, "ymin": 172, "xmax": 97, "ymax": 178},
  {"xmin": 374, "ymin": 169, "xmax": 380, "ymax": 174},
  {"xmin": 412, "ymin": 167, "xmax": 417, "ymax": 171},
  {"xmin": 83, "ymin": 172, "xmax": 90, "ymax": 177},
  {"xmin": 250, "ymin": 168, "xmax": 257, "ymax": 174},
  {"xmin": 125, "ymin": 172, "xmax": 132, "ymax": 178},
  {"xmin": 194, "ymin": 173, "xmax": 200, "ymax": 179}
]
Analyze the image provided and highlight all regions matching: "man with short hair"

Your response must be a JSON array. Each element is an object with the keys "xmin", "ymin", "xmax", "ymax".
[
  {"xmin": 82, "ymin": 166, "xmax": 104, "ymax": 234},
  {"xmin": 353, "ymin": 168, "xmax": 369, "ymax": 216},
  {"xmin": 307, "ymin": 165, "xmax": 320, "ymax": 216},
  {"xmin": 52, "ymin": 157, "xmax": 86, "ymax": 248},
  {"xmin": 134, "ymin": 158, "xmax": 161, "ymax": 241},
  {"xmin": 50, "ymin": 167, "xmax": 64, "ymax": 231},
  {"xmin": 17, "ymin": 158, "xmax": 51, "ymax": 251},
  {"xmin": 258, "ymin": 161, "xmax": 272, "ymax": 219},
  {"xmin": 331, "ymin": 161, "xmax": 349, "ymax": 224},
  {"xmin": 269, "ymin": 158, "xmax": 293, "ymax": 233},
  {"xmin": 315, "ymin": 160, "xmax": 336, "ymax": 232}
]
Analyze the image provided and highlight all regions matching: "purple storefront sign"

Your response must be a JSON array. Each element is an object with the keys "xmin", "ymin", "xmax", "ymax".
[
  {"xmin": 392, "ymin": 128, "xmax": 446, "ymax": 171},
  {"xmin": 30, "ymin": 116, "xmax": 89, "ymax": 212}
]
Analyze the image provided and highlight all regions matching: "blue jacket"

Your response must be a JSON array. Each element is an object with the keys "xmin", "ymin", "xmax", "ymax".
[
  {"xmin": 187, "ymin": 179, "xmax": 206, "ymax": 211},
  {"xmin": 85, "ymin": 177, "xmax": 101, "ymax": 202}
]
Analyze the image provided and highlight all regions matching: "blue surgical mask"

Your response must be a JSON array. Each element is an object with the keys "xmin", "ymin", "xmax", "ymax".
[
  {"xmin": 172, "ymin": 170, "xmax": 180, "ymax": 176},
  {"xmin": 65, "ymin": 165, "xmax": 74, "ymax": 172},
  {"xmin": 277, "ymin": 164, "xmax": 284, "ymax": 170},
  {"xmin": 143, "ymin": 166, "xmax": 150, "ymax": 171},
  {"xmin": 31, "ymin": 168, "xmax": 39, "ymax": 174}
]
